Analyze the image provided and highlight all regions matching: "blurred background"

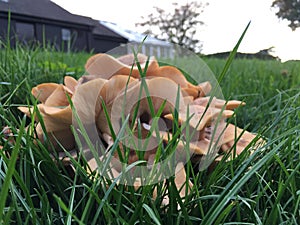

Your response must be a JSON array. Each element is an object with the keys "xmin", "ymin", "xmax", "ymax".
[{"xmin": 51, "ymin": 0, "xmax": 300, "ymax": 62}]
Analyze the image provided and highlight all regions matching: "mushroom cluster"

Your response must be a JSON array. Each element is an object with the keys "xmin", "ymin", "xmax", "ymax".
[{"xmin": 19, "ymin": 53, "xmax": 264, "ymax": 199}]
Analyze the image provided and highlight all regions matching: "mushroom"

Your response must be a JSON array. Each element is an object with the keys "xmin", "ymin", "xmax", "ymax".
[
  {"xmin": 107, "ymin": 76, "xmax": 186, "ymax": 135},
  {"xmin": 99, "ymin": 77, "xmax": 187, "ymax": 166},
  {"xmin": 18, "ymin": 53, "xmax": 264, "ymax": 204},
  {"xmin": 19, "ymin": 79, "xmax": 75, "ymax": 151},
  {"xmin": 85, "ymin": 53, "xmax": 159, "ymax": 79},
  {"xmin": 64, "ymin": 76, "xmax": 78, "ymax": 94},
  {"xmin": 85, "ymin": 53, "xmax": 207, "ymax": 99},
  {"xmin": 164, "ymin": 104, "xmax": 234, "ymax": 131},
  {"xmin": 31, "ymin": 83, "xmax": 61, "ymax": 103},
  {"xmin": 152, "ymin": 162, "xmax": 193, "ymax": 206},
  {"xmin": 193, "ymin": 96, "xmax": 246, "ymax": 110}
]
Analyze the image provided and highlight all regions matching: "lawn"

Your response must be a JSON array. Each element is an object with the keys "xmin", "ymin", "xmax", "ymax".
[{"xmin": 0, "ymin": 41, "xmax": 299, "ymax": 224}]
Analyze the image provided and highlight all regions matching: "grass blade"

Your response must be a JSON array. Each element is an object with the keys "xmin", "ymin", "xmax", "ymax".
[
  {"xmin": 0, "ymin": 116, "xmax": 26, "ymax": 221},
  {"xmin": 217, "ymin": 21, "xmax": 251, "ymax": 84},
  {"xmin": 201, "ymin": 124, "xmax": 297, "ymax": 224},
  {"xmin": 142, "ymin": 203, "xmax": 161, "ymax": 225}
]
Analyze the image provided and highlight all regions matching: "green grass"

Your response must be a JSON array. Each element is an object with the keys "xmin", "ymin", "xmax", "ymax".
[{"xmin": 0, "ymin": 38, "xmax": 299, "ymax": 224}]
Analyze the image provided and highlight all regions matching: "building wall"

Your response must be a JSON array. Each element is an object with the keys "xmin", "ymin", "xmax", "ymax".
[
  {"xmin": 0, "ymin": 16, "xmax": 17, "ymax": 47},
  {"xmin": 33, "ymin": 23, "xmax": 92, "ymax": 51},
  {"xmin": 0, "ymin": 17, "xmax": 8, "ymax": 38},
  {"xmin": 92, "ymin": 36, "xmax": 127, "ymax": 53},
  {"xmin": 0, "ymin": 13, "xmax": 93, "ymax": 51},
  {"xmin": 0, "ymin": 17, "xmax": 9, "ymax": 47},
  {"xmin": 0, "ymin": 12, "xmax": 131, "ymax": 53},
  {"xmin": 125, "ymin": 42, "xmax": 174, "ymax": 59}
]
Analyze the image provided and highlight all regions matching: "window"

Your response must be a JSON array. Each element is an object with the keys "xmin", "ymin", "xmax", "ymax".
[
  {"xmin": 61, "ymin": 28, "xmax": 71, "ymax": 41},
  {"xmin": 149, "ymin": 46, "xmax": 154, "ymax": 56},
  {"xmin": 141, "ymin": 44, "xmax": 146, "ymax": 55},
  {"xmin": 156, "ymin": 46, "xmax": 161, "ymax": 58},
  {"xmin": 16, "ymin": 22, "xmax": 34, "ymax": 42},
  {"xmin": 163, "ymin": 47, "xmax": 169, "ymax": 58}
]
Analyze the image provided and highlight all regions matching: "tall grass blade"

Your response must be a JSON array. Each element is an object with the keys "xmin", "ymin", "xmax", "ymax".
[
  {"xmin": 201, "ymin": 123, "xmax": 297, "ymax": 224},
  {"xmin": 0, "ymin": 116, "xmax": 26, "ymax": 221},
  {"xmin": 218, "ymin": 21, "xmax": 251, "ymax": 83},
  {"xmin": 142, "ymin": 203, "xmax": 161, "ymax": 225}
]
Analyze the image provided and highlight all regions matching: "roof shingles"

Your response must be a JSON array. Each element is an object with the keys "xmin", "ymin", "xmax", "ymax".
[{"xmin": 0, "ymin": 0, "xmax": 94, "ymax": 26}]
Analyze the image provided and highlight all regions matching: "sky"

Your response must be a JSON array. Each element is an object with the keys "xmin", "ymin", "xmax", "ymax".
[{"xmin": 51, "ymin": 0, "xmax": 300, "ymax": 62}]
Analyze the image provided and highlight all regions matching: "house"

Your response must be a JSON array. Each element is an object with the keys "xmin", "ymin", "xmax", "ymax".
[
  {"xmin": 100, "ymin": 21, "xmax": 174, "ymax": 58},
  {"xmin": 0, "ymin": 0, "xmax": 127, "ymax": 52},
  {"xmin": 92, "ymin": 21, "xmax": 127, "ymax": 53},
  {"xmin": 0, "ymin": 0, "xmax": 172, "ymax": 56}
]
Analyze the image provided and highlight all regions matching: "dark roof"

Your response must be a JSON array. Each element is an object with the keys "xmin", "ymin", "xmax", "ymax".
[
  {"xmin": 92, "ymin": 20, "xmax": 127, "ymax": 39},
  {"xmin": 100, "ymin": 21, "xmax": 172, "ymax": 46},
  {"xmin": 0, "ymin": 0, "xmax": 128, "ymax": 41},
  {"xmin": 0, "ymin": 0, "xmax": 94, "ymax": 26}
]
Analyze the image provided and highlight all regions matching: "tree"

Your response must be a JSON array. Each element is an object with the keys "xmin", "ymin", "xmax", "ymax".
[
  {"xmin": 272, "ymin": 0, "xmax": 300, "ymax": 30},
  {"xmin": 136, "ymin": 1, "xmax": 207, "ymax": 53}
]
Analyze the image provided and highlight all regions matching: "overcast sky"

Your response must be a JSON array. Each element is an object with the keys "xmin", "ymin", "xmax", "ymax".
[{"xmin": 52, "ymin": 0, "xmax": 300, "ymax": 62}]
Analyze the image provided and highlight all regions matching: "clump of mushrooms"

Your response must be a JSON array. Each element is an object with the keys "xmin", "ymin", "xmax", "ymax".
[{"xmin": 18, "ymin": 53, "xmax": 264, "ymax": 201}]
